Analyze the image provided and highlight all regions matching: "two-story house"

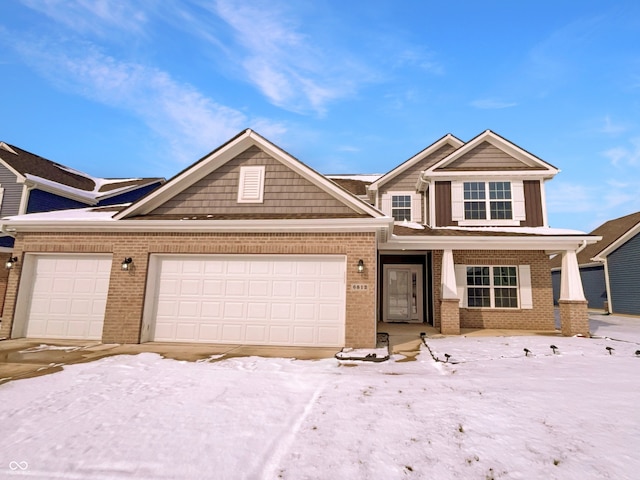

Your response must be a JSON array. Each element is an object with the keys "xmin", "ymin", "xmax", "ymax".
[{"xmin": 0, "ymin": 130, "xmax": 597, "ymax": 347}]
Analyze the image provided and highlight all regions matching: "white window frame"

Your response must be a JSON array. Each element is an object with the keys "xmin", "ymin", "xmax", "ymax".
[
  {"xmin": 456, "ymin": 265, "xmax": 521, "ymax": 309},
  {"xmin": 381, "ymin": 191, "xmax": 422, "ymax": 223},
  {"xmin": 452, "ymin": 180, "xmax": 524, "ymax": 226},
  {"xmin": 237, "ymin": 166, "xmax": 265, "ymax": 203}
]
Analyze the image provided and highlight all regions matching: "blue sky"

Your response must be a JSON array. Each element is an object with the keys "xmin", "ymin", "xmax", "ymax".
[{"xmin": 1, "ymin": 0, "xmax": 639, "ymax": 232}]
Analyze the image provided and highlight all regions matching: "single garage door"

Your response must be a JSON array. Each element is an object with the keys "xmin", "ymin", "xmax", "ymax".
[
  {"xmin": 21, "ymin": 255, "xmax": 112, "ymax": 339},
  {"xmin": 147, "ymin": 255, "xmax": 346, "ymax": 346}
]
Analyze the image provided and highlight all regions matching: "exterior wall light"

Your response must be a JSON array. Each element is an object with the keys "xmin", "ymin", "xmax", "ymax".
[
  {"xmin": 357, "ymin": 259, "xmax": 364, "ymax": 273},
  {"xmin": 121, "ymin": 257, "xmax": 133, "ymax": 271},
  {"xmin": 5, "ymin": 256, "xmax": 18, "ymax": 270}
]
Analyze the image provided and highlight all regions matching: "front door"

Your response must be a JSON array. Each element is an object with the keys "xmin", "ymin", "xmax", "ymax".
[{"xmin": 383, "ymin": 264, "xmax": 423, "ymax": 323}]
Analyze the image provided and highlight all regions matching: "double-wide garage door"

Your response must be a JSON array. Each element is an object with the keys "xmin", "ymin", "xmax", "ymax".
[{"xmin": 147, "ymin": 255, "xmax": 346, "ymax": 347}]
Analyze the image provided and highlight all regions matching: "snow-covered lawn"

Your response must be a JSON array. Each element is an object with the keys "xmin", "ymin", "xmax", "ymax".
[{"xmin": 2, "ymin": 316, "xmax": 639, "ymax": 479}]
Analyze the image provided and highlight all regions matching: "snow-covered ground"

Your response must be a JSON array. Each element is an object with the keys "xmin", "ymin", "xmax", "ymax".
[{"xmin": 1, "ymin": 315, "xmax": 639, "ymax": 479}]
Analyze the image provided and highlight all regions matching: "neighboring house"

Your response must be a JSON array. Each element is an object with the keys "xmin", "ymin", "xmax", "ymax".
[
  {"xmin": 550, "ymin": 212, "xmax": 640, "ymax": 311},
  {"xmin": 0, "ymin": 141, "xmax": 164, "ymax": 317},
  {"xmin": 0, "ymin": 130, "xmax": 598, "ymax": 347}
]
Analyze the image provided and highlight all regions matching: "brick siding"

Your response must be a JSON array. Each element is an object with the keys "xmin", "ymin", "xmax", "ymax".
[
  {"xmin": 0, "ymin": 232, "xmax": 377, "ymax": 347},
  {"xmin": 432, "ymin": 249, "xmax": 555, "ymax": 330}
]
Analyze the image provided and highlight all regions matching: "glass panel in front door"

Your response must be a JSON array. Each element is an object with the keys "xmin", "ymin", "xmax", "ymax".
[{"xmin": 388, "ymin": 269, "xmax": 411, "ymax": 320}]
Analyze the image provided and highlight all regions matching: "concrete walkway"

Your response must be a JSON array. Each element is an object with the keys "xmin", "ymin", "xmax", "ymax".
[{"xmin": 0, "ymin": 339, "xmax": 339, "ymax": 385}]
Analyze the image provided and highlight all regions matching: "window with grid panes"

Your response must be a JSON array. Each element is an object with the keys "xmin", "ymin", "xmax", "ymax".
[
  {"xmin": 391, "ymin": 195, "xmax": 411, "ymax": 221},
  {"xmin": 463, "ymin": 181, "xmax": 513, "ymax": 220},
  {"xmin": 466, "ymin": 266, "xmax": 518, "ymax": 308}
]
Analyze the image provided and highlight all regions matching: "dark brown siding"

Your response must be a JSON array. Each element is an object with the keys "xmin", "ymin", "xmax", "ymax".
[
  {"xmin": 435, "ymin": 181, "xmax": 455, "ymax": 226},
  {"xmin": 522, "ymin": 180, "xmax": 544, "ymax": 227},
  {"xmin": 151, "ymin": 146, "xmax": 356, "ymax": 216}
]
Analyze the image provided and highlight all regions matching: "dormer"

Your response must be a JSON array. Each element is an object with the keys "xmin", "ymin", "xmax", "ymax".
[
  {"xmin": 368, "ymin": 134, "xmax": 464, "ymax": 224},
  {"xmin": 419, "ymin": 130, "xmax": 558, "ymax": 228}
]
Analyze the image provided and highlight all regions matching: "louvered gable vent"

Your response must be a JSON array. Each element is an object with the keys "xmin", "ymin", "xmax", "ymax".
[{"xmin": 237, "ymin": 166, "xmax": 265, "ymax": 203}]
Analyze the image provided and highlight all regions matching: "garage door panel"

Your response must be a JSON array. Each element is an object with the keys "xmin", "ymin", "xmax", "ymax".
[
  {"xmin": 245, "ymin": 325, "xmax": 266, "ymax": 342},
  {"xmin": 318, "ymin": 327, "xmax": 341, "ymax": 345},
  {"xmin": 225, "ymin": 280, "xmax": 246, "ymax": 296},
  {"xmin": 150, "ymin": 255, "xmax": 345, "ymax": 347},
  {"xmin": 203, "ymin": 279, "xmax": 223, "ymax": 295},
  {"xmin": 272, "ymin": 281, "xmax": 292, "ymax": 297},
  {"xmin": 223, "ymin": 302, "xmax": 245, "ymax": 318},
  {"xmin": 247, "ymin": 302, "xmax": 268, "ymax": 319},
  {"xmin": 227, "ymin": 262, "xmax": 248, "ymax": 274},
  {"xmin": 159, "ymin": 278, "xmax": 179, "ymax": 295},
  {"xmin": 201, "ymin": 301, "xmax": 221, "ymax": 317},
  {"xmin": 179, "ymin": 279, "xmax": 201, "ymax": 296},
  {"xmin": 178, "ymin": 301, "xmax": 199, "ymax": 317},
  {"xmin": 249, "ymin": 280, "xmax": 269, "ymax": 296},
  {"xmin": 221, "ymin": 324, "xmax": 243, "ymax": 342},
  {"xmin": 294, "ymin": 304, "xmax": 316, "ymax": 320},
  {"xmin": 292, "ymin": 326, "xmax": 315, "ymax": 344},
  {"xmin": 295, "ymin": 281, "xmax": 317, "ymax": 297}
]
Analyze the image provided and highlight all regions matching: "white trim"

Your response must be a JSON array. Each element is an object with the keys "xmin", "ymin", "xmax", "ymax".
[
  {"xmin": 603, "ymin": 258, "xmax": 613, "ymax": 313},
  {"xmin": 454, "ymin": 265, "xmax": 467, "ymax": 307},
  {"xmin": 237, "ymin": 165, "xmax": 265, "ymax": 203},
  {"xmin": 518, "ymin": 265, "xmax": 533, "ymax": 309},
  {"xmin": 453, "ymin": 179, "xmax": 524, "ymax": 226},
  {"xmin": 18, "ymin": 184, "xmax": 32, "ymax": 215},
  {"xmin": 0, "ymin": 186, "xmax": 4, "ymax": 210},
  {"xmin": 461, "ymin": 265, "xmax": 521, "ymax": 309},
  {"xmin": 592, "ymin": 220, "xmax": 640, "ymax": 261},
  {"xmin": 422, "ymin": 130, "xmax": 559, "ymax": 178},
  {"xmin": 540, "ymin": 179, "xmax": 549, "ymax": 227},
  {"xmin": 380, "ymin": 234, "xmax": 599, "ymax": 252},
  {"xmin": 2, "ymin": 216, "xmax": 394, "ymax": 234},
  {"xmin": 116, "ymin": 130, "xmax": 385, "ymax": 220},
  {"xmin": 369, "ymin": 134, "xmax": 464, "ymax": 192}
]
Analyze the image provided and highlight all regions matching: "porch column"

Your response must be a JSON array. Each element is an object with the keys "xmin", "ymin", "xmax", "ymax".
[
  {"xmin": 440, "ymin": 249, "xmax": 460, "ymax": 335},
  {"xmin": 559, "ymin": 249, "xmax": 589, "ymax": 337}
]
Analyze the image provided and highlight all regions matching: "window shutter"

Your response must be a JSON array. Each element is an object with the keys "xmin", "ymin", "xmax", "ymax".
[
  {"xmin": 380, "ymin": 193, "xmax": 392, "ymax": 217},
  {"xmin": 411, "ymin": 193, "xmax": 422, "ymax": 223},
  {"xmin": 512, "ymin": 180, "xmax": 525, "ymax": 221},
  {"xmin": 454, "ymin": 265, "xmax": 468, "ymax": 307},
  {"xmin": 518, "ymin": 265, "xmax": 533, "ymax": 309},
  {"xmin": 237, "ymin": 166, "xmax": 265, "ymax": 203},
  {"xmin": 451, "ymin": 182, "xmax": 464, "ymax": 221}
]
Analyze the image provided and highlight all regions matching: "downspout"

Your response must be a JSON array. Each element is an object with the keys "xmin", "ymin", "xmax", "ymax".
[
  {"xmin": 576, "ymin": 239, "xmax": 588, "ymax": 255},
  {"xmin": 602, "ymin": 257, "xmax": 613, "ymax": 314}
]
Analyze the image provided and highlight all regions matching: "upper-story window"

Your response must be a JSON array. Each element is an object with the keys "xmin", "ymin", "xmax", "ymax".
[
  {"xmin": 463, "ymin": 181, "xmax": 512, "ymax": 220},
  {"xmin": 391, "ymin": 195, "xmax": 411, "ymax": 221}
]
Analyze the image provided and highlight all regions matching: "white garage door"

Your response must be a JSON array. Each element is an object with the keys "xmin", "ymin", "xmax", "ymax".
[
  {"xmin": 23, "ymin": 255, "xmax": 112, "ymax": 340},
  {"xmin": 147, "ymin": 255, "xmax": 346, "ymax": 347}
]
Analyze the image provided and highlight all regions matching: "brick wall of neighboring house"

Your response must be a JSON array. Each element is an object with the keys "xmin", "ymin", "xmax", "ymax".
[
  {"xmin": 0, "ymin": 232, "xmax": 377, "ymax": 348},
  {"xmin": 432, "ymin": 250, "xmax": 555, "ymax": 330}
]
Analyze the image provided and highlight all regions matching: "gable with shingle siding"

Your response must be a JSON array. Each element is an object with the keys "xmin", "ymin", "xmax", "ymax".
[
  {"xmin": 436, "ymin": 142, "xmax": 545, "ymax": 171},
  {"xmin": 381, "ymin": 143, "xmax": 458, "ymax": 191},
  {"xmin": 150, "ymin": 146, "xmax": 358, "ymax": 216}
]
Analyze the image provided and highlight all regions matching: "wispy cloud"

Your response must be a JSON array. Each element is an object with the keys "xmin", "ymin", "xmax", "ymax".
[
  {"xmin": 600, "ymin": 115, "xmax": 628, "ymax": 135},
  {"xmin": 546, "ymin": 182, "xmax": 596, "ymax": 214},
  {"xmin": 10, "ymin": 35, "xmax": 285, "ymax": 163},
  {"xmin": 470, "ymin": 99, "xmax": 518, "ymax": 110},
  {"xmin": 602, "ymin": 137, "xmax": 640, "ymax": 166},
  {"xmin": 208, "ymin": 0, "xmax": 372, "ymax": 116},
  {"xmin": 20, "ymin": 0, "xmax": 148, "ymax": 37}
]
